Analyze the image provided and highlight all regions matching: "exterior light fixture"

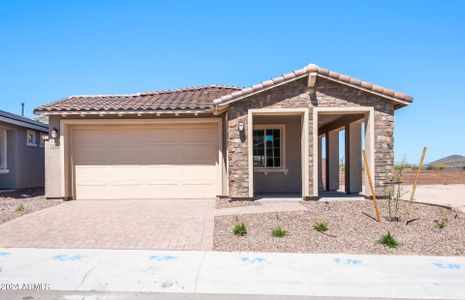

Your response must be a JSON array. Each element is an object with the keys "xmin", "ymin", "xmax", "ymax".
[
  {"xmin": 238, "ymin": 121, "xmax": 244, "ymax": 132},
  {"xmin": 50, "ymin": 128, "xmax": 58, "ymax": 139}
]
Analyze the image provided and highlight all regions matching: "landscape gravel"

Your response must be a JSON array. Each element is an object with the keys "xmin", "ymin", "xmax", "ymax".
[
  {"xmin": 0, "ymin": 189, "xmax": 62, "ymax": 225},
  {"xmin": 214, "ymin": 200, "xmax": 465, "ymax": 255}
]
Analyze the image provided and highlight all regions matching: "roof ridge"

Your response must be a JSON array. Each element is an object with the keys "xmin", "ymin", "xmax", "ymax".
[{"xmin": 140, "ymin": 85, "xmax": 242, "ymax": 95}]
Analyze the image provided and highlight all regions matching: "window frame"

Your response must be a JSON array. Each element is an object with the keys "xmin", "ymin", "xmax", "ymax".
[
  {"xmin": 0, "ymin": 128, "xmax": 8, "ymax": 173},
  {"xmin": 252, "ymin": 124, "xmax": 287, "ymax": 173},
  {"xmin": 26, "ymin": 129, "xmax": 37, "ymax": 147},
  {"xmin": 39, "ymin": 133, "xmax": 46, "ymax": 147}
]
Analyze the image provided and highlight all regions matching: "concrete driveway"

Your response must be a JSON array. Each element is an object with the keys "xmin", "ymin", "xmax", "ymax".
[{"xmin": 0, "ymin": 199, "xmax": 215, "ymax": 250}]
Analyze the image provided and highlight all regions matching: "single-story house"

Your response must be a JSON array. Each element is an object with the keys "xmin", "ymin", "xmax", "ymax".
[
  {"xmin": 34, "ymin": 64, "xmax": 413, "ymax": 200},
  {"xmin": 0, "ymin": 109, "xmax": 48, "ymax": 190}
]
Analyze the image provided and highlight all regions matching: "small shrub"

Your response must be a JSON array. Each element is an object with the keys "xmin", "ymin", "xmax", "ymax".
[
  {"xmin": 271, "ymin": 227, "xmax": 287, "ymax": 237},
  {"xmin": 233, "ymin": 223, "xmax": 247, "ymax": 236},
  {"xmin": 379, "ymin": 231, "xmax": 399, "ymax": 248},
  {"xmin": 15, "ymin": 203, "xmax": 25, "ymax": 212},
  {"xmin": 313, "ymin": 221, "xmax": 328, "ymax": 232},
  {"xmin": 434, "ymin": 217, "xmax": 448, "ymax": 229}
]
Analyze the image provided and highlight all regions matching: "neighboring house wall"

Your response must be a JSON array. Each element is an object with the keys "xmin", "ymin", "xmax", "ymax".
[
  {"xmin": 253, "ymin": 115, "xmax": 302, "ymax": 194},
  {"xmin": 0, "ymin": 126, "xmax": 17, "ymax": 189},
  {"xmin": 227, "ymin": 77, "xmax": 394, "ymax": 198},
  {"xmin": 0, "ymin": 121, "xmax": 45, "ymax": 189},
  {"xmin": 14, "ymin": 127, "xmax": 45, "ymax": 189}
]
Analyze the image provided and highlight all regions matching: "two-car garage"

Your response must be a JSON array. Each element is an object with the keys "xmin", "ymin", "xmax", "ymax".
[{"xmin": 69, "ymin": 121, "xmax": 221, "ymax": 200}]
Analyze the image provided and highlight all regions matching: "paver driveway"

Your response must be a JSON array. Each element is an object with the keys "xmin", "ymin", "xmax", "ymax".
[{"xmin": 0, "ymin": 199, "xmax": 215, "ymax": 250}]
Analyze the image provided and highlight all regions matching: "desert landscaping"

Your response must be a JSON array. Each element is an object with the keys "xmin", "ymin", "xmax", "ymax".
[
  {"xmin": 214, "ymin": 200, "xmax": 465, "ymax": 256},
  {"xmin": 0, "ymin": 189, "xmax": 62, "ymax": 225}
]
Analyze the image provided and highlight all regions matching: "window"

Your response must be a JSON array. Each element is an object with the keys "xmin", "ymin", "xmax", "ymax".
[
  {"xmin": 253, "ymin": 125, "xmax": 285, "ymax": 170},
  {"xmin": 26, "ymin": 130, "xmax": 37, "ymax": 146},
  {"xmin": 0, "ymin": 128, "xmax": 7, "ymax": 171},
  {"xmin": 39, "ymin": 133, "xmax": 46, "ymax": 147}
]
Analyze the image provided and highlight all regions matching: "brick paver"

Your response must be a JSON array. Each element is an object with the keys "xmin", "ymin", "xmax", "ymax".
[{"xmin": 0, "ymin": 199, "xmax": 215, "ymax": 250}]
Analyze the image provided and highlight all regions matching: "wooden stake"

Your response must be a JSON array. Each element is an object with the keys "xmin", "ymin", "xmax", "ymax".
[
  {"xmin": 404, "ymin": 147, "xmax": 427, "ymax": 225},
  {"xmin": 362, "ymin": 150, "xmax": 382, "ymax": 223}
]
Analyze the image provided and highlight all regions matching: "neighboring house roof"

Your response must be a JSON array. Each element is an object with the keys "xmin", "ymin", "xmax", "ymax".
[
  {"xmin": 34, "ymin": 85, "xmax": 241, "ymax": 113},
  {"xmin": 212, "ymin": 64, "xmax": 413, "ymax": 107},
  {"xmin": 0, "ymin": 109, "xmax": 48, "ymax": 132},
  {"xmin": 34, "ymin": 64, "xmax": 413, "ymax": 114}
]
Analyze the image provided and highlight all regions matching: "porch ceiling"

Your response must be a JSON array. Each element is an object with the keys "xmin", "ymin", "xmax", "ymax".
[{"xmin": 318, "ymin": 113, "xmax": 365, "ymax": 135}]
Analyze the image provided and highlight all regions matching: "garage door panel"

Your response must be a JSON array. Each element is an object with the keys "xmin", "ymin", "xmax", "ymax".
[
  {"xmin": 75, "ymin": 166, "xmax": 110, "ymax": 186},
  {"xmin": 181, "ymin": 127, "xmax": 215, "ymax": 143},
  {"xmin": 180, "ymin": 145, "xmax": 216, "ymax": 162},
  {"xmin": 75, "ymin": 146, "xmax": 111, "ymax": 164},
  {"xmin": 109, "ymin": 146, "xmax": 146, "ymax": 163},
  {"xmin": 73, "ymin": 123, "xmax": 219, "ymax": 200},
  {"xmin": 145, "ymin": 146, "xmax": 182, "ymax": 163},
  {"xmin": 146, "ymin": 128, "xmax": 179, "ymax": 143}
]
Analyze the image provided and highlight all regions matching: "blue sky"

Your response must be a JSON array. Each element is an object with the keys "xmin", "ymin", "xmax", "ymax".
[{"xmin": 0, "ymin": 0, "xmax": 464, "ymax": 163}]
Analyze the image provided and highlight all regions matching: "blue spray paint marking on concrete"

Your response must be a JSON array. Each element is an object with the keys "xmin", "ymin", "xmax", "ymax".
[
  {"xmin": 0, "ymin": 252, "xmax": 11, "ymax": 257},
  {"xmin": 240, "ymin": 257, "xmax": 268, "ymax": 263},
  {"xmin": 150, "ymin": 255, "xmax": 177, "ymax": 262},
  {"xmin": 434, "ymin": 263, "xmax": 462, "ymax": 270},
  {"xmin": 53, "ymin": 255, "xmax": 85, "ymax": 261},
  {"xmin": 334, "ymin": 258, "xmax": 364, "ymax": 265}
]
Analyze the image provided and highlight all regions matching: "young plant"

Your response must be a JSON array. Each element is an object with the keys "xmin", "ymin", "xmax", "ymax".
[
  {"xmin": 379, "ymin": 231, "xmax": 399, "ymax": 248},
  {"xmin": 15, "ymin": 203, "xmax": 25, "ymax": 212},
  {"xmin": 434, "ymin": 217, "xmax": 448, "ymax": 229},
  {"xmin": 233, "ymin": 223, "xmax": 247, "ymax": 236},
  {"xmin": 385, "ymin": 162, "xmax": 406, "ymax": 222},
  {"xmin": 313, "ymin": 221, "xmax": 328, "ymax": 232},
  {"xmin": 271, "ymin": 227, "xmax": 287, "ymax": 237}
]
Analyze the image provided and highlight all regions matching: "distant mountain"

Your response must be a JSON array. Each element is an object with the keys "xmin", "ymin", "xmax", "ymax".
[{"xmin": 427, "ymin": 155, "xmax": 465, "ymax": 168}]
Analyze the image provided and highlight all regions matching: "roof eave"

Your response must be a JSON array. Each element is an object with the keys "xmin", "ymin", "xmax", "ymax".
[{"xmin": 35, "ymin": 108, "xmax": 214, "ymax": 116}]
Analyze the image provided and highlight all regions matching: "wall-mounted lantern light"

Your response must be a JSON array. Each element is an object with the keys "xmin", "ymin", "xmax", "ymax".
[
  {"xmin": 50, "ymin": 128, "xmax": 58, "ymax": 139},
  {"xmin": 238, "ymin": 121, "xmax": 244, "ymax": 132}
]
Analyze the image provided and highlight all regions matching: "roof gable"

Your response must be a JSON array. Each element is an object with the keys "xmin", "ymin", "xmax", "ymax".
[{"xmin": 212, "ymin": 64, "xmax": 413, "ymax": 108}]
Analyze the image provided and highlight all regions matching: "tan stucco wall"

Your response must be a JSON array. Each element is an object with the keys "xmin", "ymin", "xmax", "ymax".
[
  {"xmin": 253, "ymin": 115, "xmax": 302, "ymax": 194},
  {"xmin": 44, "ymin": 115, "xmax": 63, "ymax": 198}
]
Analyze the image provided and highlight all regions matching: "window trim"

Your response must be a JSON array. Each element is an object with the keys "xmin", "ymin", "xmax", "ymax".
[
  {"xmin": 39, "ymin": 133, "xmax": 46, "ymax": 147},
  {"xmin": 252, "ymin": 124, "xmax": 287, "ymax": 173},
  {"xmin": 26, "ymin": 129, "xmax": 37, "ymax": 147},
  {"xmin": 0, "ymin": 128, "xmax": 8, "ymax": 173}
]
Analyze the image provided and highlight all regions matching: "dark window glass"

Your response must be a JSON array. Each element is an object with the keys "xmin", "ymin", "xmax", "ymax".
[{"xmin": 252, "ymin": 128, "xmax": 281, "ymax": 168}]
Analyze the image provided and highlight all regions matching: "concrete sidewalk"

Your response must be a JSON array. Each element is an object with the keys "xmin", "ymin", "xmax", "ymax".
[
  {"xmin": 0, "ymin": 249, "xmax": 464, "ymax": 299},
  {"xmin": 403, "ymin": 184, "xmax": 465, "ymax": 212}
]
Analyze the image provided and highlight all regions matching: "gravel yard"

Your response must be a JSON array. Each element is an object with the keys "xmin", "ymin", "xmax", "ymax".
[
  {"xmin": 0, "ymin": 189, "xmax": 62, "ymax": 225},
  {"xmin": 216, "ymin": 197, "xmax": 262, "ymax": 209},
  {"xmin": 214, "ymin": 200, "xmax": 465, "ymax": 256}
]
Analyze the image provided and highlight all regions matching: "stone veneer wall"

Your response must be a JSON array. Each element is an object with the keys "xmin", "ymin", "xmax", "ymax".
[{"xmin": 226, "ymin": 77, "xmax": 395, "ymax": 198}]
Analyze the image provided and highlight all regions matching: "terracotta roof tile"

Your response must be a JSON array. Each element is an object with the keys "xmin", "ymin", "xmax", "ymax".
[{"xmin": 35, "ymin": 85, "xmax": 241, "ymax": 113}]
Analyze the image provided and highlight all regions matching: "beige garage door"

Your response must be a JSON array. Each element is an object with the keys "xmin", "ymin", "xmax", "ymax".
[{"xmin": 73, "ymin": 123, "xmax": 220, "ymax": 199}]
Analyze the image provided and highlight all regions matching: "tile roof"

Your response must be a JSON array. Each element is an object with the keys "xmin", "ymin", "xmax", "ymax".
[
  {"xmin": 35, "ymin": 64, "xmax": 413, "ymax": 114},
  {"xmin": 212, "ymin": 64, "xmax": 413, "ymax": 106},
  {"xmin": 34, "ymin": 85, "xmax": 241, "ymax": 113}
]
